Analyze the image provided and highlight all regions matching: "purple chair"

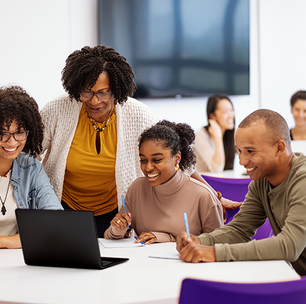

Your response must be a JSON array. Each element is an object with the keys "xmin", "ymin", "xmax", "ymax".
[
  {"xmin": 202, "ymin": 174, "xmax": 273, "ymax": 239},
  {"xmin": 178, "ymin": 278, "xmax": 306, "ymax": 304}
]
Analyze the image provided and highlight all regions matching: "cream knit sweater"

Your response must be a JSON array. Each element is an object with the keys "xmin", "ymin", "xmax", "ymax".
[{"xmin": 40, "ymin": 94, "xmax": 158, "ymax": 210}]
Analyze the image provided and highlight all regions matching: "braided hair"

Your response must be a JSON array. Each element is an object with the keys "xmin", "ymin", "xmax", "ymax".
[
  {"xmin": 61, "ymin": 45, "xmax": 136, "ymax": 104},
  {"xmin": 139, "ymin": 120, "xmax": 196, "ymax": 172},
  {"xmin": 0, "ymin": 86, "xmax": 44, "ymax": 157}
]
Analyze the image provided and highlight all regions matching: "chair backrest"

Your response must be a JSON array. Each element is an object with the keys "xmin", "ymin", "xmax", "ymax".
[
  {"xmin": 179, "ymin": 278, "xmax": 306, "ymax": 304},
  {"xmin": 202, "ymin": 174, "xmax": 273, "ymax": 240},
  {"xmin": 201, "ymin": 174, "xmax": 249, "ymax": 224}
]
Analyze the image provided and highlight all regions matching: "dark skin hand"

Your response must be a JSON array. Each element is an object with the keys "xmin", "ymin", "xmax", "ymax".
[
  {"xmin": 176, "ymin": 231, "xmax": 216, "ymax": 263},
  {"xmin": 110, "ymin": 212, "xmax": 132, "ymax": 230},
  {"xmin": 135, "ymin": 232, "xmax": 157, "ymax": 245},
  {"xmin": 111, "ymin": 213, "xmax": 157, "ymax": 244}
]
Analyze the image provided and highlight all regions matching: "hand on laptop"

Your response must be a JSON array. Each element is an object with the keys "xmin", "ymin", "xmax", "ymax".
[
  {"xmin": 0, "ymin": 234, "xmax": 21, "ymax": 249},
  {"xmin": 111, "ymin": 212, "xmax": 132, "ymax": 230}
]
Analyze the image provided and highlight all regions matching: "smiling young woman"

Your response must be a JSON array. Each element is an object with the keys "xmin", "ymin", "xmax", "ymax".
[
  {"xmin": 194, "ymin": 94, "xmax": 236, "ymax": 173},
  {"xmin": 0, "ymin": 86, "xmax": 62, "ymax": 249},
  {"xmin": 290, "ymin": 90, "xmax": 306, "ymax": 140},
  {"xmin": 104, "ymin": 120, "xmax": 223, "ymax": 245}
]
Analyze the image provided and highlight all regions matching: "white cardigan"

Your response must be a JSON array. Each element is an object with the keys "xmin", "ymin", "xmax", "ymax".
[{"xmin": 40, "ymin": 94, "xmax": 158, "ymax": 210}]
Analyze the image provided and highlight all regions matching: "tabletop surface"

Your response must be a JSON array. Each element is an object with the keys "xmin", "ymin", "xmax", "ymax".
[{"xmin": 0, "ymin": 241, "xmax": 300, "ymax": 304}]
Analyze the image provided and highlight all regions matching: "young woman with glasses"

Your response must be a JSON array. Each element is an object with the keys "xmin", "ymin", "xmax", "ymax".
[{"xmin": 0, "ymin": 86, "xmax": 63, "ymax": 248}]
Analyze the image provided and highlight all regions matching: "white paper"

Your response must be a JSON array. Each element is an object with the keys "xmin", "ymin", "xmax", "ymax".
[
  {"xmin": 149, "ymin": 249, "xmax": 179, "ymax": 260},
  {"xmin": 99, "ymin": 238, "xmax": 145, "ymax": 248}
]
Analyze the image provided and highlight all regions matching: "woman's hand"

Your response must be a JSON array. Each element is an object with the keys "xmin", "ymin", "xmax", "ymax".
[
  {"xmin": 135, "ymin": 232, "xmax": 157, "ymax": 245},
  {"xmin": 221, "ymin": 197, "xmax": 242, "ymax": 222},
  {"xmin": 208, "ymin": 119, "xmax": 223, "ymax": 140},
  {"xmin": 0, "ymin": 234, "xmax": 21, "ymax": 249},
  {"xmin": 110, "ymin": 212, "xmax": 132, "ymax": 230}
]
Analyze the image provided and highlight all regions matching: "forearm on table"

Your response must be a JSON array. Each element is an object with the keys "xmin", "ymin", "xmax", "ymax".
[
  {"xmin": 0, "ymin": 234, "xmax": 21, "ymax": 249},
  {"xmin": 103, "ymin": 225, "xmax": 128, "ymax": 239},
  {"xmin": 152, "ymin": 232, "xmax": 176, "ymax": 243}
]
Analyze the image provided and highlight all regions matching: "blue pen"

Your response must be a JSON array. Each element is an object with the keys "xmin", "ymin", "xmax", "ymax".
[
  {"xmin": 134, "ymin": 236, "xmax": 145, "ymax": 246},
  {"xmin": 121, "ymin": 195, "xmax": 129, "ymax": 228},
  {"xmin": 183, "ymin": 212, "xmax": 190, "ymax": 239}
]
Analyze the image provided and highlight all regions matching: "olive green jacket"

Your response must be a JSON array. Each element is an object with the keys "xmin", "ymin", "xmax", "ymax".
[{"xmin": 199, "ymin": 153, "xmax": 306, "ymax": 276}]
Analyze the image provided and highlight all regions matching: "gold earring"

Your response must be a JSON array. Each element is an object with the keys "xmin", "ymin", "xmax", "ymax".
[{"xmin": 175, "ymin": 161, "xmax": 179, "ymax": 171}]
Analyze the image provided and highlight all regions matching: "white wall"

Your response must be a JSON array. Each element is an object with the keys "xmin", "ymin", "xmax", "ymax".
[
  {"xmin": 0, "ymin": 0, "xmax": 97, "ymax": 107},
  {"xmin": 258, "ymin": 0, "xmax": 306, "ymax": 129},
  {"xmin": 0, "ymin": 0, "xmax": 305, "ymax": 132}
]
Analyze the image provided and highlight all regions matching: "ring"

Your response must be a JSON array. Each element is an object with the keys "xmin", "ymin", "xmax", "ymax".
[{"xmin": 116, "ymin": 219, "xmax": 120, "ymax": 224}]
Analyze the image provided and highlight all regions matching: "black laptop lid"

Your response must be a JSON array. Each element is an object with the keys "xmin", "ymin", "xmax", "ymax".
[{"xmin": 15, "ymin": 209, "xmax": 128, "ymax": 269}]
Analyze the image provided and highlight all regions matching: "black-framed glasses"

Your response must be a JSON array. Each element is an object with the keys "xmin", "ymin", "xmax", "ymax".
[
  {"xmin": 0, "ymin": 130, "xmax": 29, "ymax": 142},
  {"xmin": 80, "ymin": 91, "xmax": 113, "ymax": 102}
]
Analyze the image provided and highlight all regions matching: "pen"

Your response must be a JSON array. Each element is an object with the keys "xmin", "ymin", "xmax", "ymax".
[
  {"xmin": 134, "ymin": 236, "xmax": 145, "ymax": 246},
  {"xmin": 121, "ymin": 195, "xmax": 129, "ymax": 228},
  {"xmin": 183, "ymin": 212, "xmax": 190, "ymax": 239}
]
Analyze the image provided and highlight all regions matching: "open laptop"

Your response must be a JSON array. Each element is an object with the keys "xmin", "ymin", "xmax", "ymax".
[{"xmin": 15, "ymin": 209, "xmax": 129, "ymax": 269}]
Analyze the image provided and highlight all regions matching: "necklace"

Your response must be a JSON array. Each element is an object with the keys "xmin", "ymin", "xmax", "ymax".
[
  {"xmin": 0, "ymin": 177, "xmax": 10, "ymax": 216},
  {"xmin": 89, "ymin": 116, "xmax": 111, "ymax": 133}
]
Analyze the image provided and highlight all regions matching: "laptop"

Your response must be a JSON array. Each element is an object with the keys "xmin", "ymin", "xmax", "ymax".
[{"xmin": 15, "ymin": 209, "xmax": 129, "ymax": 269}]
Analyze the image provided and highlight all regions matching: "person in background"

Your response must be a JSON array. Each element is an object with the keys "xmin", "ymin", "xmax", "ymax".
[
  {"xmin": 194, "ymin": 94, "xmax": 235, "ymax": 173},
  {"xmin": 290, "ymin": 90, "xmax": 306, "ymax": 140},
  {"xmin": 0, "ymin": 86, "xmax": 63, "ymax": 249},
  {"xmin": 177, "ymin": 109, "xmax": 306, "ymax": 276},
  {"xmin": 104, "ymin": 120, "xmax": 223, "ymax": 244}
]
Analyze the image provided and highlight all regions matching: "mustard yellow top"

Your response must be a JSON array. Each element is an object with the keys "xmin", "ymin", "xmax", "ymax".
[{"xmin": 62, "ymin": 105, "xmax": 117, "ymax": 216}]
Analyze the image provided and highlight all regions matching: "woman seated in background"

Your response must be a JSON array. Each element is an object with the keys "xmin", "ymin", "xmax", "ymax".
[
  {"xmin": 104, "ymin": 120, "xmax": 223, "ymax": 244},
  {"xmin": 194, "ymin": 94, "xmax": 235, "ymax": 173},
  {"xmin": 290, "ymin": 90, "xmax": 306, "ymax": 140},
  {"xmin": 0, "ymin": 86, "xmax": 63, "ymax": 249}
]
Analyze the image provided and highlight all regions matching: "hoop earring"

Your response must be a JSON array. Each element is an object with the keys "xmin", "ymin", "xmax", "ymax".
[{"xmin": 175, "ymin": 161, "xmax": 179, "ymax": 171}]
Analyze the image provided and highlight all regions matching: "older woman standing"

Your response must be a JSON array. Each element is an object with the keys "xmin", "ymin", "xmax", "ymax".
[
  {"xmin": 40, "ymin": 45, "xmax": 158, "ymax": 237},
  {"xmin": 41, "ymin": 46, "xmax": 240, "ymax": 236}
]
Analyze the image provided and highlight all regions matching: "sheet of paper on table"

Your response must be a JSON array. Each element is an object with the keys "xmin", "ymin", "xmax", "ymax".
[
  {"xmin": 149, "ymin": 249, "xmax": 179, "ymax": 260},
  {"xmin": 99, "ymin": 238, "xmax": 145, "ymax": 248}
]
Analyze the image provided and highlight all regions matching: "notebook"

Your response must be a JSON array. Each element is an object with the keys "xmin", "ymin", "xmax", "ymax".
[{"xmin": 15, "ymin": 209, "xmax": 129, "ymax": 269}]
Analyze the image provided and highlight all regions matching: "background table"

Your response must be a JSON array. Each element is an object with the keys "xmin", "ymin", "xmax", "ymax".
[{"xmin": 0, "ymin": 242, "xmax": 300, "ymax": 304}]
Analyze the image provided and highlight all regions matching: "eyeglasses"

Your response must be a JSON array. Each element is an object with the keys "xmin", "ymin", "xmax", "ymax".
[
  {"xmin": 80, "ymin": 91, "xmax": 113, "ymax": 102},
  {"xmin": 0, "ymin": 131, "xmax": 29, "ymax": 142}
]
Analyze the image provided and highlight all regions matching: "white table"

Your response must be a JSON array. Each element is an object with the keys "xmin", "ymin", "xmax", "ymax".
[{"xmin": 0, "ymin": 242, "xmax": 300, "ymax": 304}]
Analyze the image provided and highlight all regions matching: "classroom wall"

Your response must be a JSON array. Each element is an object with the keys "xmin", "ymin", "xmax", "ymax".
[{"xmin": 0, "ymin": 0, "xmax": 305, "ymax": 132}]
